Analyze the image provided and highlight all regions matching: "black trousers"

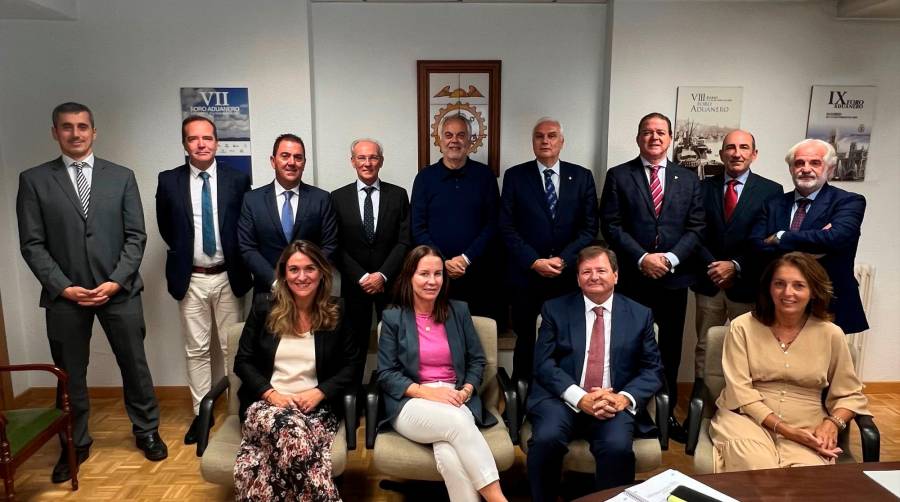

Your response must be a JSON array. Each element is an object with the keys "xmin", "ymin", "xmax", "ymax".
[
  {"xmin": 510, "ymin": 273, "xmax": 577, "ymax": 382},
  {"xmin": 342, "ymin": 284, "xmax": 389, "ymax": 357},
  {"xmin": 45, "ymin": 294, "xmax": 160, "ymax": 448}
]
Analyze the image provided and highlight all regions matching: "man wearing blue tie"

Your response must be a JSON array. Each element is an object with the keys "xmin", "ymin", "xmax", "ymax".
[{"xmin": 155, "ymin": 116, "xmax": 252, "ymax": 444}]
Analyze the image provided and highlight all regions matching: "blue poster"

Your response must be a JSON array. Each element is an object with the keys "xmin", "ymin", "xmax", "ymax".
[{"xmin": 180, "ymin": 87, "xmax": 252, "ymax": 180}]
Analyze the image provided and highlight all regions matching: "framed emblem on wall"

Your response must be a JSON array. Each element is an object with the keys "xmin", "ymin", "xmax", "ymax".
[{"xmin": 417, "ymin": 60, "xmax": 501, "ymax": 176}]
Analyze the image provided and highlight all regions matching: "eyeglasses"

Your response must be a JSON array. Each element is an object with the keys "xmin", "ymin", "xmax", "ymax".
[{"xmin": 354, "ymin": 155, "xmax": 382, "ymax": 163}]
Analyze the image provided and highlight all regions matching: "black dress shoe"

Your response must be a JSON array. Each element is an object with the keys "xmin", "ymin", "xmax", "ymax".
[
  {"xmin": 136, "ymin": 432, "xmax": 168, "ymax": 461},
  {"xmin": 51, "ymin": 444, "xmax": 91, "ymax": 483},
  {"xmin": 184, "ymin": 415, "xmax": 214, "ymax": 445},
  {"xmin": 668, "ymin": 416, "xmax": 688, "ymax": 444}
]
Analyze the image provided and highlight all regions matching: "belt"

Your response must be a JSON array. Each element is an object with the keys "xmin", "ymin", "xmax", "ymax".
[{"xmin": 192, "ymin": 264, "xmax": 227, "ymax": 275}]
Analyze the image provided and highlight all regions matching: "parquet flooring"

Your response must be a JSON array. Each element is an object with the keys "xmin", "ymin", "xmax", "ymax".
[{"xmin": 7, "ymin": 388, "xmax": 900, "ymax": 501}]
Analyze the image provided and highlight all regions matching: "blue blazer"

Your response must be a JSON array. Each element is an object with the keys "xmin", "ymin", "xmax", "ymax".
[
  {"xmin": 599, "ymin": 157, "xmax": 705, "ymax": 289},
  {"xmin": 750, "ymin": 183, "xmax": 868, "ymax": 334},
  {"xmin": 528, "ymin": 292, "xmax": 663, "ymax": 434},
  {"xmin": 499, "ymin": 160, "xmax": 598, "ymax": 287},
  {"xmin": 155, "ymin": 163, "xmax": 252, "ymax": 301},
  {"xmin": 376, "ymin": 301, "xmax": 497, "ymax": 431},
  {"xmin": 237, "ymin": 181, "xmax": 338, "ymax": 291},
  {"xmin": 691, "ymin": 171, "xmax": 783, "ymax": 303}
]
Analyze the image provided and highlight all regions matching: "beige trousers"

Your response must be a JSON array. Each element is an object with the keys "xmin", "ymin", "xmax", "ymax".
[{"xmin": 694, "ymin": 290, "xmax": 753, "ymax": 378}]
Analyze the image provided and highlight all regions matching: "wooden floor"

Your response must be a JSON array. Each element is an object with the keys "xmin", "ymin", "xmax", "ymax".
[{"xmin": 7, "ymin": 389, "xmax": 900, "ymax": 501}]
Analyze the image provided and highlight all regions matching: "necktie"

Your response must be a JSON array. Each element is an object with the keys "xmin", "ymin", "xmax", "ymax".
[
  {"xmin": 543, "ymin": 169, "xmax": 558, "ymax": 219},
  {"xmin": 199, "ymin": 172, "xmax": 216, "ymax": 257},
  {"xmin": 583, "ymin": 306, "xmax": 606, "ymax": 390},
  {"xmin": 281, "ymin": 191, "xmax": 294, "ymax": 242},
  {"xmin": 790, "ymin": 198, "xmax": 811, "ymax": 231},
  {"xmin": 363, "ymin": 186, "xmax": 376, "ymax": 243},
  {"xmin": 724, "ymin": 179, "xmax": 739, "ymax": 222},
  {"xmin": 73, "ymin": 161, "xmax": 90, "ymax": 216},
  {"xmin": 649, "ymin": 165, "xmax": 663, "ymax": 217}
]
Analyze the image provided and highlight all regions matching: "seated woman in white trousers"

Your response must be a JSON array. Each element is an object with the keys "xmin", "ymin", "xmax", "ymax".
[{"xmin": 377, "ymin": 245, "xmax": 507, "ymax": 502}]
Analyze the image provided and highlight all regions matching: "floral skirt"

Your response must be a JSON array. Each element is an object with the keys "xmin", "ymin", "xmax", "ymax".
[{"xmin": 234, "ymin": 400, "xmax": 341, "ymax": 502}]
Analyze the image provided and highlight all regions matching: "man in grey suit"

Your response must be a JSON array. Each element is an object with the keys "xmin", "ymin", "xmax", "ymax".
[{"xmin": 16, "ymin": 103, "xmax": 167, "ymax": 484}]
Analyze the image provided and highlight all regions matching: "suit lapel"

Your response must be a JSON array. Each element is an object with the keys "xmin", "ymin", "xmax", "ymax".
[
  {"xmin": 709, "ymin": 175, "xmax": 726, "ymax": 227},
  {"xmin": 177, "ymin": 165, "xmax": 194, "ymax": 233},
  {"xmin": 570, "ymin": 294, "xmax": 588, "ymax": 383},
  {"xmin": 445, "ymin": 305, "xmax": 466, "ymax": 382},
  {"xmin": 801, "ymin": 183, "xmax": 832, "ymax": 229},
  {"xmin": 84, "ymin": 159, "xmax": 108, "ymax": 225},
  {"xmin": 216, "ymin": 166, "xmax": 229, "ymax": 230},
  {"xmin": 660, "ymin": 162, "xmax": 679, "ymax": 216},
  {"xmin": 51, "ymin": 158, "xmax": 85, "ymax": 219},
  {"xmin": 530, "ymin": 161, "xmax": 554, "ymax": 222},
  {"xmin": 401, "ymin": 309, "xmax": 421, "ymax": 382},
  {"xmin": 776, "ymin": 192, "xmax": 793, "ymax": 228},
  {"xmin": 628, "ymin": 159, "xmax": 656, "ymax": 217},
  {"xmin": 374, "ymin": 183, "xmax": 389, "ymax": 241},
  {"xmin": 264, "ymin": 183, "xmax": 287, "ymax": 244},
  {"xmin": 609, "ymin": 295, "xmax": 628, "ymax": 389},
  {"xmin": 728, "ymin": 173, "xmax": 755, "ymax": 228},
  {"xmin": 291, "ymin": 183, "xmax": 311, "ymax": 240}
]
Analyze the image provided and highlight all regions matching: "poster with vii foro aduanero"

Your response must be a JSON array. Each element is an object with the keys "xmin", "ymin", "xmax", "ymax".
[
  {"xmin": 180, "ymin": 87, "xmax": 252, "ymax": 180},
  {"xmin": 674, "ymin": 87, "xmax": 743, "ymax": 179},
  {"xmin": 806, "ymin": 85, "xmax": 876, "ymax": 182}
]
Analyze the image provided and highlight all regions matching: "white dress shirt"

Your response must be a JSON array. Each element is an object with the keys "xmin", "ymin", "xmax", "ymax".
[
  {"xmin": 274, "ymin": 182, "xmax": 300, "ymax": 221},
  {"xmin": 190, "ymin": 161, "xmax": 225, "ymax": 267},
  {"xmin": 536, "ymin": 159, "xmax": 560, "ymax": 199},
  {"xmin": 561, "ymin": 294, "xmax": 637, "ymax": 414},
  {"xmin": 63, "ymin": 153, "xmax": 95, "ymax": 192}
]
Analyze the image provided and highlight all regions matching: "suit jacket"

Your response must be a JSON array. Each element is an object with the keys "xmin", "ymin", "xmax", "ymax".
[
  {"xmin": 237, "ymin": 181, "xmax": 338, "ymax": 291},
  {"xmin": 599, "ymin": 157, "xmax": 705, "ymax": 290},
  {"xmin": 16, "ymin": 156, "xmax": 146, "ymax": 307},
  {"xmin": 155, "ymin": 163, "xmax": 252, "ymax": 301},
  {"xmin": 499, "ymin": 160, "xmax": 598, "ymax": 287},
  {"xmin": 527, "ymin": 292, "xmax": 663, "ymax": 435},
  {"xmin": 692, "ymin": 171, "xmax": 783, "ymax": 303},
  {"xmin": 331, "ymin": 180, "xmax": 410, "ymax": 289},
  {"xmin": 233, "ymin": 298, "xmax": 361, "ymax": 421},
  {"xmin": 750, "ymin": 183, "xmax": 868, "ymax": 334},
  {"xmin": 376, "ymin": 301, "xmax": 497, "ymax": 430}
]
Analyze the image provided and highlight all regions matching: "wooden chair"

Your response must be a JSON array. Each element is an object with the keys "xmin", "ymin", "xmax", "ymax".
[{"xmin": 0, "ymin": 364, "xmax": 77, "ymax": 501}]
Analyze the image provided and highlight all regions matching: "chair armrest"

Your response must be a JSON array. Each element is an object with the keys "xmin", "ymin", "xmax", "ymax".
[
  {"xmin": 196, "ymin": 375, "xmax": 229, "ymax": 457},
  {"xmin": 685, "ymin": 377, "xmax": 705, "ymax": 455},
  {"xmin": 855, "ymin": 414, "xmax": 880, "ymax": 462},
  {"xmin": 0, "ymin": 364, "xmax": 68, "ymax": 384},
  {"xmin": 365, "ymin": 370, "xmax": 380, "ymax": 449},
  {"xmin": 343, "ymin": 387, "xmax": 358, "ymax": 451},
  {"xmin": 516, "ymin": 378, "xmax": 529, "ymax": 423},
  {"xmin": 497, "ymin": 367, "xmax": 518, "ymax": 445},
  {"xmin": 655, "ymin": 391, "xmax": 669, "ymax": 451}
]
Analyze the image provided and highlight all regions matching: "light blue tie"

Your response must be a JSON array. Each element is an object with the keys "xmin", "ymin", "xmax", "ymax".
[
  {"xmin": 544, "ymin": 169, "xmax": 558, "ymax": 219},
  {"xmin": 281, "ymin": 191, "xmax": 294, "ymax": 242},
  {"xmin": 199, "ymin": 172, "xmax": 215, "ymax": 256}
]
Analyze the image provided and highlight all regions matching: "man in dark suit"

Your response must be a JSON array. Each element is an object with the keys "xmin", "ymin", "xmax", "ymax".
[
  {"xmin": 527, "ymin": 246, "xmax": 663, "ymax": 498},
  {"xmin": 500, "ymin": 117, "xmax": 598, "ymax": 382},
  {"xmin": 332, "ymin": 138, "xmax": 410, "ymax": 356},
  {"xmin": 751, "ymin": 138, "xmax": 868, "ymax": 334},
  {"xmin": 691, "ymin": 130, "xmax": 783, "ymax": 383},
  {"xmin": 16, "ymin": 103, "xmax": 166, "ymax": 483},
  {"xmin": 238, "ymin": 133, "xmax": 338, "ymax": 309},
  {"xmin": 155, "ymin": 116, "xmax": 252, "ymax": 444},
  {"xmin": 411, "ymin": 114, "xmax": 500, "ymax": 319},
  {"xmin": 599, "ymin": 112, "xmax": 704, "ymax": 441}
]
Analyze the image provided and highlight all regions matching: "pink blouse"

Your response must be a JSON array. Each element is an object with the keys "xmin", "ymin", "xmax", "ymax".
[{"xmin": 416, "ymin": 313, "xmax": 457, "ymax": 383}]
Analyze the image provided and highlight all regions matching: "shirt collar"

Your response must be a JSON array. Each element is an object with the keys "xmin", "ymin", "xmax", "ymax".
[
  {"xmin": 190, "ymin": 160, "xmax": 217, "ymax": 179},
  {"xmin": 640, "ymin": 156, "xmax": 668, "ymax": 169},
  {"xmin": 537, "ymin": 159, "xmax": 560, "ymax": 175},
  {"xmin": 63, "ymin": 153, "xmax": 95, "ymax": 169},
  {"xmin": 794, "ymin": 185, "xmax": 823, "ymax": 202},
  {"xmin": 274, "ymin": 181, "xmax": 300, "ymax": 197},
  {"xmin": 356, "ymin": 178, "xmax": 381, "ymax": 192},
  {"xmin": 583, "ymin": 293, "xmax": 614, "ymax": 315},
  {"xmin": 726, "ymin": 169, "xmax": 751, "ymax": 185}
]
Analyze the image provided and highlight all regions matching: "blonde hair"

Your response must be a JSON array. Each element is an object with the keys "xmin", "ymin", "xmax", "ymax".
[{"xmin": 266, "ymin": 241, "xmax": 339, "ymax": 337}]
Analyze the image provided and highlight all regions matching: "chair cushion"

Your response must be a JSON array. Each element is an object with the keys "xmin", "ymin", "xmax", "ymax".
[
  {"xmin": 372, "ymin": 418, "xmax": 515, "ymax": 481},
  {"xmin": 693, "ymin": 418, "xmax": 715, "ymax": 474},
  {"xmin": 5, "ymin": 408, "xmax": 62, "ymax": 456},
  {"xmin": 201, "ymin": 415, "xmax": 348, "ymax": 487},
  {"xmin": 519, "ymin": 421, "xmax": 661, "ymax": 474}
]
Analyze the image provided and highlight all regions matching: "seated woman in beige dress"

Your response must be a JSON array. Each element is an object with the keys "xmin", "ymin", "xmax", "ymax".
[{"xmin": 709, "ymin": 252, "xmax": 870, "ymax": 472}]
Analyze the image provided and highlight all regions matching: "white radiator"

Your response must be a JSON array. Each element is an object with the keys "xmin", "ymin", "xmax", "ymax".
[{"xmin": 850, "ymin": 263, "xmax": 875, "ymax": 373}]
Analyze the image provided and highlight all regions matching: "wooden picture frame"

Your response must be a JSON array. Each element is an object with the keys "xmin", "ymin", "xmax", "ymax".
[{"xmin": 417, "ymin": 60, "xmax": 501, "ymax": 176}]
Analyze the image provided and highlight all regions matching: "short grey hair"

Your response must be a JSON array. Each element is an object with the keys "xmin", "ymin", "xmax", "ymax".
[
  {"xmin": 785, "ymin": 139, "xmax": 837, "ymax": 169},
  {"xmin": 350, "ymin": 138, "xmax": 384, "ymax": 158},
  {"xmin": 533, "ymin": 117, "xmax": 564, "ymax": 137},
  {"xmin": 440, "ymin": 113, "xmax": 471, "ymax": 137}
]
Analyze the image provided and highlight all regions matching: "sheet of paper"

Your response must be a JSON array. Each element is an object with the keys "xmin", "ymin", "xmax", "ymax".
[
  {"xmin": 864, "ymin": 470, "xmax": 900, "ymax": 498},
  {"xmin": 621, "ymin": 469, "xmax": 739, "ymax": 502}
]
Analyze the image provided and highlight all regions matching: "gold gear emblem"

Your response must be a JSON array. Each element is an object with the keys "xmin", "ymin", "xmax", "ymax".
[{"xmin": 431, "ymin": 103, "xmax": 487, "ymax": 154}]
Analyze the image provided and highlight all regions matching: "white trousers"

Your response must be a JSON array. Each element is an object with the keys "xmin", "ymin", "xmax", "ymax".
[
  {"xmin": 694, "ymin": 290, "xmax": 753, "ymax": 378},
  {"xmin": 179, "ymin": 271, "xmax": 244, "ymax": 414},
  {"xmin": 392, "ymin": 383, "xmax": 499, "ymax": 502}
]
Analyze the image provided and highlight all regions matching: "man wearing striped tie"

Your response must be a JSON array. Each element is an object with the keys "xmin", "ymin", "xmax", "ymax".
[
  {"xmin": 599, "ymin": 112, "xmax": 705, "ymax": 443},
  {"xmin": 16, "ymin": 102, "xmax": 166, "ymax": 483}
]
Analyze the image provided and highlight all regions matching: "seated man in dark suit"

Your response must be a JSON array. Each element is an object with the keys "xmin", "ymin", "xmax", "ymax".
[
  {"xmin": 751, "ymin": 138, "xmax": 868, "ymax": 335},
  {"xmin": 332, "ymin": 138, "xmax": 410, "ymax": 356},
  {"xmin": 238, "ymin": 133, "xmax": 338, "ymax": 309},
  {"xmin": 527, "ymin": 246, "xmax": 663, "ymax": 499}
]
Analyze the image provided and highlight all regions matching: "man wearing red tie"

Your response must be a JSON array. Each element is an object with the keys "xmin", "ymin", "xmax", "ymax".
[{"xmin": 599, "ymin": 112, "xmax": 705, "ymax": 442}]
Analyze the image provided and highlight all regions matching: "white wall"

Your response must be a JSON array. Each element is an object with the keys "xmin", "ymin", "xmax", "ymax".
[
  {"xmin": 0, "ymin": 0, "xmax": 316, "ymax": 391},
  {"xmin": 606, "ymin": 0, "xmax": 900, "ymax": 381},
  {"xmin": 309, "ymin": 3, "xmax": 608, "ymax": 192}
]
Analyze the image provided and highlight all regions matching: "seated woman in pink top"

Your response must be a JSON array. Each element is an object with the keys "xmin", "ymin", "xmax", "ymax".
[{"xmin": 377, "ymin": 245, "xmax": 508, "ymax": 502}]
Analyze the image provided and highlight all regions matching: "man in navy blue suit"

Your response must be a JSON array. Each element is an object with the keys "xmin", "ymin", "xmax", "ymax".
[
  {"xmin": 751, "ymin": 138, "xmax": 868, "ymax": 334},
  {"xmin": 599, "ymin": 112, "xmax": 704, "ymax": 442},
  {"xmin": 500, "ymin": 117, "xmax": 598, "ymax": 381},
  {"xmin": 238, "ymin": 133, "xmax": 338, "ymax": 310},
  {"xmin": 156, "ymin": 116, "xmax": 252, "ymax": 444},
  {"xmin": 527, "ymin": 246, "xmax": 663, "ymax": 498}
]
